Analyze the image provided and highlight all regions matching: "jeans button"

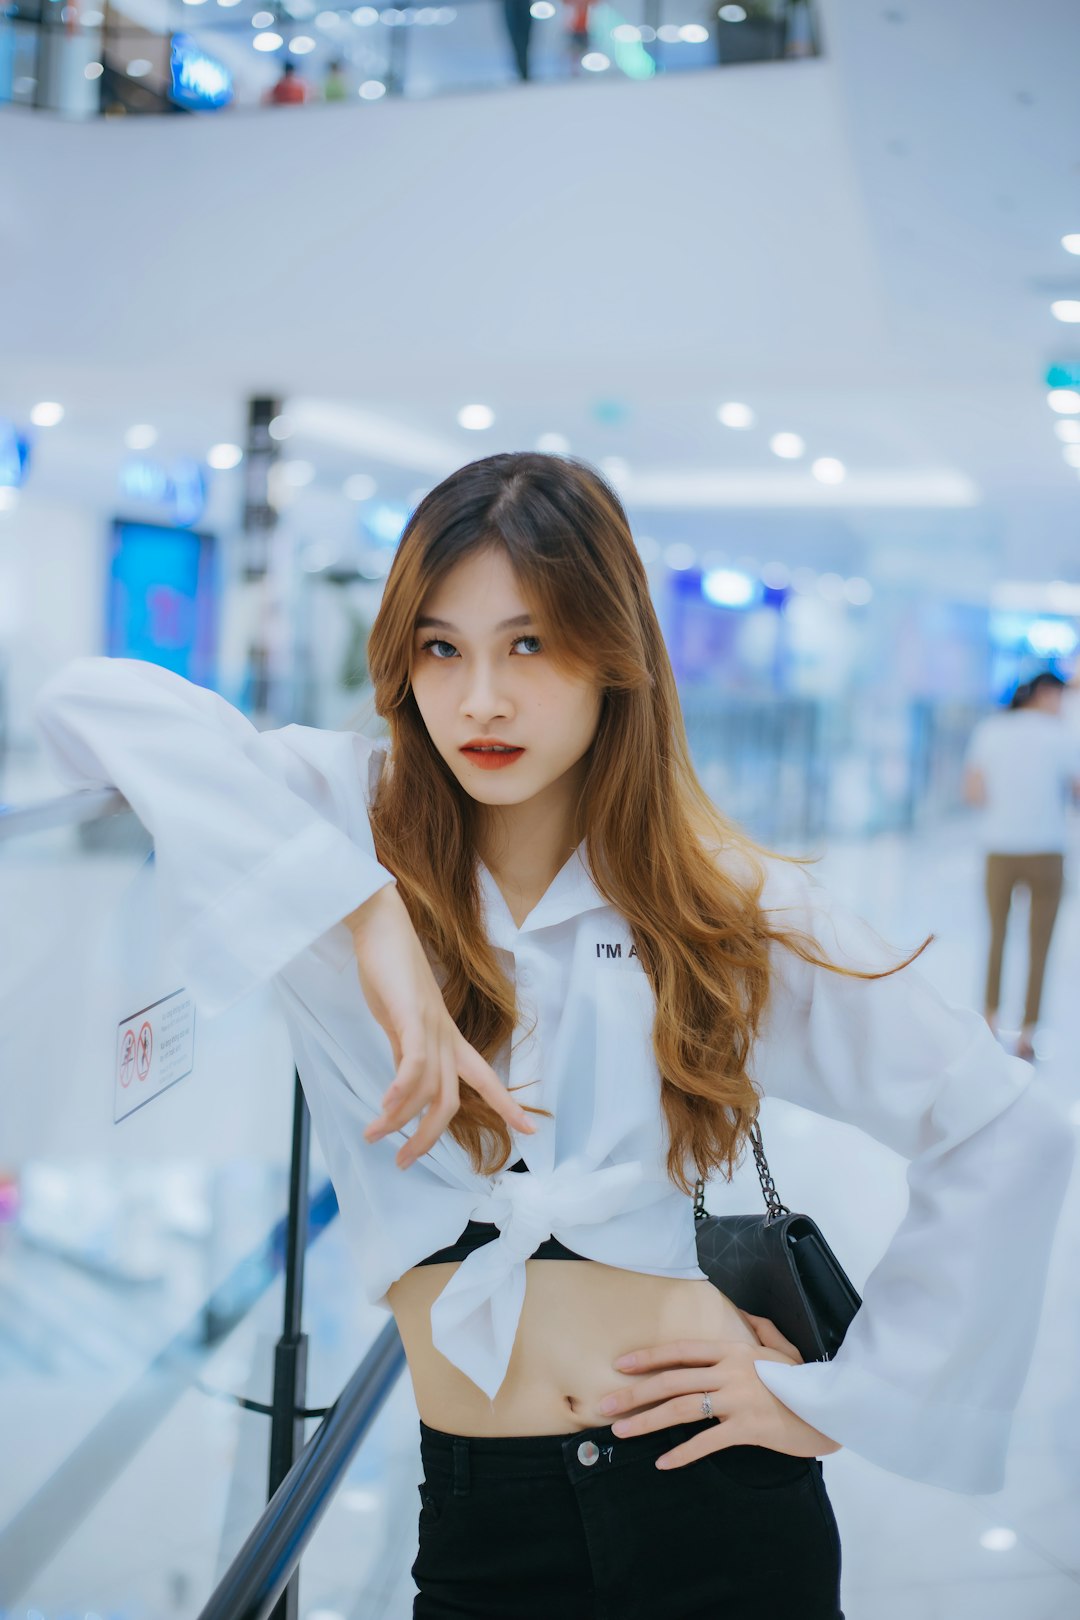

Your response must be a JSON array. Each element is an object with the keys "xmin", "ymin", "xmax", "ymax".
[{"xmin": 577, "ymin": 1441, "xmax": 600, "ymax": 1466}]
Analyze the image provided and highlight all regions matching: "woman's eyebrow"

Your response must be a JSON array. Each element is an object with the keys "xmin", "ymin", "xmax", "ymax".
[{"xmin": 415, "ymin": 613, "xmax": 535, "ymax": 632}]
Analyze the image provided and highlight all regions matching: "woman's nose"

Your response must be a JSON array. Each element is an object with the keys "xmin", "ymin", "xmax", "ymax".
[{"xmin": 460, "ymin": 666, "xmax": 512, "ymax": 723}]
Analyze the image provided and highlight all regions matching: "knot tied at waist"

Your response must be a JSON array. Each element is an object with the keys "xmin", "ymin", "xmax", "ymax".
[{"xmin": 428, "ymin": 1157, "xmax": 646, "ymax": 1400}]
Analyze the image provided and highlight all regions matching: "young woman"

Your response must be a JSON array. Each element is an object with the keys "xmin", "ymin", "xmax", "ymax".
[{"xmin": 34, "ymin": 454, "xmax": 1073, "ymax": 1619}]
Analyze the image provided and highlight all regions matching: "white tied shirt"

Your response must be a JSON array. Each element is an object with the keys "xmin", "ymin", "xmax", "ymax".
[
  {"xmin": 32, "ymin": 656, "xmax": 1074, "ymax": 1494},
  {"xmin": 965, "ymin": 708, "xmax": 1080, "ymax": 854}
]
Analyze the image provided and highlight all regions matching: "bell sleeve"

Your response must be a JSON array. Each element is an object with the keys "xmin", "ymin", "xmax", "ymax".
[
  {"xmin": 31, "ymin": 655, "xmax": 396, "ymax": 1018},
  {"xmin": 746, "ymin": 860, "xmax": 1074, "ymax": 1494}
]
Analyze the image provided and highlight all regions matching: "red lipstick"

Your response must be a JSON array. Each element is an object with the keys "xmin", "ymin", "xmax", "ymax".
[{"xmin": 460, "ymin": 738, "xmax": 526, "ymax": 771}]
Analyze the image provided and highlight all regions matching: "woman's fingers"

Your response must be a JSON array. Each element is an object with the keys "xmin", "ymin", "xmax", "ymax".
[
  {"xmin": 600, "ymin": 1365, "xmax": 721, "ymax": 1418},
  {"xmin": 363, "ymin": 1023, "xmax": 434, "ymax": 1142},
  {"xmin": 456, "ymin": 1036, "xmax": 537, "ymax": 1134},
  {"xmin": 741, "ymin": 1313, "xmax": 804, "ymax": 1365},
  {"xmin": 365, "ymin": 1021, "xmax": 534, "ymax": 1162},
  {"xmin": 397, "ymin": 1047, "xmax": 460, "ymax": 1169},
  {"xmin": 613, "ymin": 1340, "xmax": 722, "ymax": 1373},
  {"xmin": 611, "ymin": 1391, "xmax": 728, "ymax": 1437}
]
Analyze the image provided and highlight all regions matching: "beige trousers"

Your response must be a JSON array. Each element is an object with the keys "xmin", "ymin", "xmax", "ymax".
[{"xmin": 984, "ymin": 852, "xmax": 1065, "ymax": 1028}]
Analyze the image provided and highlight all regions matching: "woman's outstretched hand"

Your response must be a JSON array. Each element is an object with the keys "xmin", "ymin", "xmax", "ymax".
[
  {"xmin": 594, "ymin": 1313, "xmax": 842, "ymax": 1469},
  {"xmin": 344, "ymin": 883, "xmax": 536, "ymax": 1169}
]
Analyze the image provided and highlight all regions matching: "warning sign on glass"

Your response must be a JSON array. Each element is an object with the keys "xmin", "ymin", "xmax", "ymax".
[{"xmin": 115, "ymin": 989, "xmax": 196, "ymax": 1123}]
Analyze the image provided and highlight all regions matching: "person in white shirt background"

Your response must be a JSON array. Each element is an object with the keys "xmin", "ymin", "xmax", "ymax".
[
  {"xmin": 33, "ymin": 452, "xmax": 1074, "ymax": 1620},
  {"xmin": 963, "ymin": 671, "xmax": 1080, "ymax": 1064}
]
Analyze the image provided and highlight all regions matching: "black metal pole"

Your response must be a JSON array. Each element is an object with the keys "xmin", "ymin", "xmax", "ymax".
[{"xmin": 267, "ymin": 1069, "xmax": 311, "ymax": 1620}]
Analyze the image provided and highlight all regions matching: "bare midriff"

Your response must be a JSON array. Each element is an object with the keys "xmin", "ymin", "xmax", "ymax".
[{"xmin": 385, "ymin": 1259, "xmax": 760, "ymax": 1437}]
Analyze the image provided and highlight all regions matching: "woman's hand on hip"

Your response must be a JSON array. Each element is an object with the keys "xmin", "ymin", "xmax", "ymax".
[
  {"xmin": 344, "ymin": 883, "xmax": 535, "ymax": 1168},
  {"xmin": 594, "ymin": 1321, "xmax": 842, "ymax": 1469}
]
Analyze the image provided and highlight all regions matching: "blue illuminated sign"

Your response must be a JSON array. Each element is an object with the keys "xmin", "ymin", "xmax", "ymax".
[
  {"xmin": 0, "ymin": 419, "xmax": 31, "ymax": 488},
  {"xmin": 169, "ymin": 33, "xmax": 233, "ymax": 111}
]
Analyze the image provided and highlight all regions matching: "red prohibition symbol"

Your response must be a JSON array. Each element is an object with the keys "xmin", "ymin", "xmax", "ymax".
[
  {"xmin": 136, "ymin": 1020, "xmax": 153, "ymax": 1082},
  {"xmin": 119, "ymin": 1029, "xmax": 136, "ymax": 1088}
]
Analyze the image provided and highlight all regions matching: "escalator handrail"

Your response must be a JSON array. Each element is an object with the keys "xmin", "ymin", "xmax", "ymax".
[{"xmin": 197, "ymin": 1317, "xmax": 407, "ymax": 1620}]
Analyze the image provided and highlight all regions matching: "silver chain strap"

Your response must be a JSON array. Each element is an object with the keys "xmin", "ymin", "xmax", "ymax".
[{"xmin": 693, "ymin": 1119, "xmax": 791, "ymax": 1221}]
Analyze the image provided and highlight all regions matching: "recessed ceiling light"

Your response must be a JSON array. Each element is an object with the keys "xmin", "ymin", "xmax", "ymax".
[
  {"xmin": 536, "ymin": 432, "xmax": 570, "ymax": 453},
  {"xmin": 1048, "ymin": 389, "xmax": 1080, "ymax": 414},
  {"xmin": 717, "ymin": 402, "xmax": 754, "ymax": 429},
  {"xmin": 770, "ymin": 432, "xmax": 805, "ymax": 459},
  {"xmin": 1051, "ymin": 300, "xmax": 1080, "ymax": 323},
  {"xmin": 125, "ymin": 424, "xmax": 158, "ymax": 450},
  {"xmin": 1053, "ymin": 419, "xmax": 1080, "ymax": 442},
  {"xmin": 979, "ymin": 1528, "xmax": 1017, "ymax": 1553},
  {"xmin": 811, "ymin": 457, "xmax": 845, "ymax": 483},
  {"xmin": 1061, "ymin": 233, "xmax": 1080, "ymax": 256},
  {"xmin": 207, "ymin": 442, "xmax": 243, "ymax": 469},
  {"xmin": 30, "ymin": 401, "xmax": 64, "ymax": 426},
  {"xmin": 458, "ymin": 404, "xmax": 494, "ymax": 430}
]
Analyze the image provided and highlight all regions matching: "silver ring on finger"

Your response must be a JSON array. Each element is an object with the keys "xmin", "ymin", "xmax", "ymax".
[{"xmin": 700, "ymin": 1391, "xmax": 720, "ymax": 1421}]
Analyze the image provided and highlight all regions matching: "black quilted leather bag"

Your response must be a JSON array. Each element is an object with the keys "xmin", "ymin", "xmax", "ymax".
[{"xmin": 694, "ymin": 1121, "xmax": 862, "ymax": 1364}]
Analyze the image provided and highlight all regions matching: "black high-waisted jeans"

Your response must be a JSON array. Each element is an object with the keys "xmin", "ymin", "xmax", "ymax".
[{"xmin": 412, "ymin": 1416, "xmax": 844, "ymax": 1619}]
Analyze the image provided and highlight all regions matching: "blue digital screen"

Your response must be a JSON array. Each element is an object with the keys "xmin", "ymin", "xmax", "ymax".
[{"xmin": 106, "ymin": 519, "xmax": 218, "ymax": 686}]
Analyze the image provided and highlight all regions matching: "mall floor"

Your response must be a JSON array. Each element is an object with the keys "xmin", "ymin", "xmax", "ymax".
[{"xmin": 3, "ymin": 807, "xmax": 1078, "ymax": 1620}]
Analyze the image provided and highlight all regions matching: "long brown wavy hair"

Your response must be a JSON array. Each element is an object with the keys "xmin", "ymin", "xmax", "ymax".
[{"xmin": 366, "ymin": 451, "xmax": 929, "ymax": 1193}]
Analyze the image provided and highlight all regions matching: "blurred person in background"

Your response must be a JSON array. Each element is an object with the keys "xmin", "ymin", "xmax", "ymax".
[
  {"xmin": 264, "ymin": 61, "xmax": 311, "ymax": 105},
  {"xmin": 964, "ymin": 671, "xmax": 1080, "ymax": 1062},
  {"xmin": 323, "ymin": 59, "xmax": 348, "ymax": 101},
  {"xmin": 503, "ymin": 0, "xmax": 534, "ymax": 80}
]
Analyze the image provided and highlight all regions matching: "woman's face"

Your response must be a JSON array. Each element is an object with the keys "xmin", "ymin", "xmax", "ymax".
[{"xmin": 409, "ymin": 546, "xmax": 603, "ymax": 812}]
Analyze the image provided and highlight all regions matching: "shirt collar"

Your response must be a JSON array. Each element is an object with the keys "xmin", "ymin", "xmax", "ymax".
[{"xmin": 477, "ymin": 842, "xmax": 609, "ymax": 949}]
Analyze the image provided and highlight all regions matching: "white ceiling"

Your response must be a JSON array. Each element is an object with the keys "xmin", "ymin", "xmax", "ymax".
[{"xmin": 1, "ymin": 0, "xmax": 1078, "ymax": 583}]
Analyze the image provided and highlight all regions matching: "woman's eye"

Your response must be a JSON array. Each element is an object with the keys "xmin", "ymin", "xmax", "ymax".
[
  {"xmin": 421, "ymin": 638, "xmax": 458, "ymax": 660},
  {"xmin": 512, "ymin": 635, "xmax": 542, "ymax": 656}
]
